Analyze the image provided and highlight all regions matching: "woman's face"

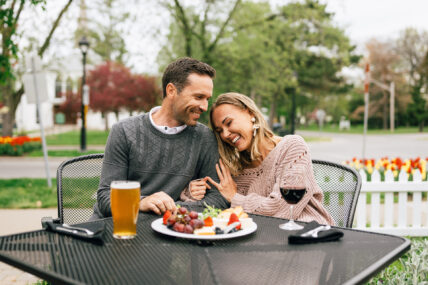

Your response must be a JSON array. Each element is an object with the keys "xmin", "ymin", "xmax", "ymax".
[{"xmin": 212, "ymin": 104, "xmax": 254, "ymax": 152}]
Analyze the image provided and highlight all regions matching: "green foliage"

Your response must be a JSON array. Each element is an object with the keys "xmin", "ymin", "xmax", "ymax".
[
  {"xmin": 0, "ymin": 0, "xmax": 46, "ymax": 84},
  {"xmin": 367, "ymin": 237, "xmax": 428, "ymax": 284}
]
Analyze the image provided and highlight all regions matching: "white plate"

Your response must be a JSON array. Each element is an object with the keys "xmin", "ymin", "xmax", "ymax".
[{"xmin": 151, "ymin": 218, "xmax": 257, "ymax": 240}]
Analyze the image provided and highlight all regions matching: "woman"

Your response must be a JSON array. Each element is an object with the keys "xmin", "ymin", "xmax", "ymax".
[{"xmin": 182, "ymin": 92, "xmax": 334, "ymax": 225}]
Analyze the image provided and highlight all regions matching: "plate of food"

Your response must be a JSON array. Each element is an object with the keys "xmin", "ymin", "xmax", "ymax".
[{"xmin": 151, "ymin": 205, "xmax": 257, "ymax": 240}]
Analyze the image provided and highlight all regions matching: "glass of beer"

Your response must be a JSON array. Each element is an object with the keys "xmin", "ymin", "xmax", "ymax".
[{"xmin": 110, "ymin": 181, "xmax": 140, "ymax": 239}]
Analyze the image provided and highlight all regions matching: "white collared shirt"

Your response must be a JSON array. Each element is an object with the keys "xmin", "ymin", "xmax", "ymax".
[{"xmin": 149, "ymin": 106, "xmax": 187, "ymax": 134}]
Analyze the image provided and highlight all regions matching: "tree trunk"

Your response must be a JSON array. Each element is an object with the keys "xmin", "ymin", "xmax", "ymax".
[
  {"xmin": 268, "ymin": 92, "xmax": 278, "ymax": 129},
  {"xmin": 382, "ymin": 91, "xmax": 388, "ymax": 130},
  {"xmin": 1, "ymin": 82, "xmax": 23, "ymax": 136},
  {"xmin": 103, "ymin": 111, "xmax": 109, "ymax": 132},
  {"xmin": 419, "ymin": 121, "xmax": 424, "ymax": 132}
]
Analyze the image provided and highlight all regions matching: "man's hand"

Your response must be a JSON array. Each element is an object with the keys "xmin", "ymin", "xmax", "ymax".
[{"xmin": 139, "ymin": 191, "xmax": 176, "ymax": 215}]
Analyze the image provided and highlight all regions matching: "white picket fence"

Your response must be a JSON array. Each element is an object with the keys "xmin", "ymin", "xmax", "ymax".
[{"xmin": 354, "ymin": 168, "xmax": 428, "ymax": 236}]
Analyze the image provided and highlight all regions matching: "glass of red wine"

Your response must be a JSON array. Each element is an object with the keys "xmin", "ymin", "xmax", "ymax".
[{"xmin": 278, "ymin": 166, "xmax": 306, "ymax": 230}]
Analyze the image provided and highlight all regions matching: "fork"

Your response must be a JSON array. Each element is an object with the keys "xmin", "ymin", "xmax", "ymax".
[
  {"xmin": 62, "ymin": 224, "xmax": 94, "ymax": 236},
  {"xmin": 311, "ymin": 225, "xmax": 331, "ymax": 238}
]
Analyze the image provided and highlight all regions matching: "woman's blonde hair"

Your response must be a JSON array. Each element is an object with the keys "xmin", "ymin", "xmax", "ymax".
[{"xmin": 209, "ymin": 92, "xmax": 277, "ymax": 175}]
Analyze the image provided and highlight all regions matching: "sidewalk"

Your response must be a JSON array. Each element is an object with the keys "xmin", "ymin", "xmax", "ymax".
[{"xmin": 0, "ymin": 209, "xmax": 57, "ymax": 284}]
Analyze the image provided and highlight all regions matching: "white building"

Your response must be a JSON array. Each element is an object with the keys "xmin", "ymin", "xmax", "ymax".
[{"xmin": 15, "ymin": 51, "xmax": 135, "ymax": 133}]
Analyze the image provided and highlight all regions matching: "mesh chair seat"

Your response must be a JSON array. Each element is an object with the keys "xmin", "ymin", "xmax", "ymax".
[
  {"xmin": 312, "ymin": 160, "xmax": 362, "ymax": 228},
  {"xmin": 56, "ymin": 154, "xmax": 104, "ymax": 224}
]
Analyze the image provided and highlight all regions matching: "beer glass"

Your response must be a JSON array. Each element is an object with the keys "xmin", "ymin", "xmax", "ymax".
[{"xmin": 110, "ymin": 181, "xmax": 140, "ymax": 239}]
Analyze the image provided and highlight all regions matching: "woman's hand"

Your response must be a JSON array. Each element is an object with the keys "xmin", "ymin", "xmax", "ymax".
[
  {"xmin": 188, "ymin": 177, "xmax": 211, "ymax": 200},
  {"xmin": 206, "ymin": 159, "xmax": 237, "ymax": 202}
]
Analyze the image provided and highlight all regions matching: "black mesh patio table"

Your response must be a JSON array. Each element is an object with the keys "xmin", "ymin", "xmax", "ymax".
[{"xmin": 0, "ymin": 212, "xmax": 410, "ymax": 285}]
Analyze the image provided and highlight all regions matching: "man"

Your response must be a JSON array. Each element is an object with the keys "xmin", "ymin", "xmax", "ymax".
[{"xmin": 92, "ymin": 57, "xmax": 229, "ymax": 218}]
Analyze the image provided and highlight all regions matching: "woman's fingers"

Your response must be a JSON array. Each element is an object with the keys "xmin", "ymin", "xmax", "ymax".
[
  {"xmin": 206, "ymin": 176, "xmax": 221, "ymax": 190},
  {"xmin": 219, "ymin": 159, "xmax": 232, "ymax": 183},
  {"xmin": 216, "ymin": 163, "xmax": 224, "ymax": 181}
]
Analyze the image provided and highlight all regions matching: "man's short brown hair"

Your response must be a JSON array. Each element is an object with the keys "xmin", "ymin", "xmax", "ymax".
[{"xmin": 162, "ymin": 57, "xmax": 216, "ymax": 98}]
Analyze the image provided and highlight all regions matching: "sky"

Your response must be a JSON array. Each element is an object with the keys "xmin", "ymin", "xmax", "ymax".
[{"xmin": 324, "ymin": 0, "xmax": 428, "ymax": 51}]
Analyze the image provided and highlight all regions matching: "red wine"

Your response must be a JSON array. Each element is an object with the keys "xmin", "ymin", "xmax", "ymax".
[{"xmin": 280, "ymin": 188, "xmax": 306, "ymax": 204}]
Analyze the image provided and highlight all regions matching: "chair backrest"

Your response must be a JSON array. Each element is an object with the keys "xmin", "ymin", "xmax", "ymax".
[
  {"xmin": 312, "ymin": 159, "xmax": 361, "ymax": 228},
  {"xmin": 57, "ymin": 153, "xmax": 104, "ymax": 224}
]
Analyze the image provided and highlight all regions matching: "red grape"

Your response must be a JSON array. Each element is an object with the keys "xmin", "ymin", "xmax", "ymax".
[
  {"xmin": 184, "ymin": 225, "xmax": 194, "ymax": 234},
  {"xmin": 178, "ymin": 207, "xmax": 188, "ymax": 215},
  {"xmin": 173, "ymin": 223, "xmax": 185, "ymax": 233},
  {"xmin": 189, "ymin": 211, "xmax": 198, "ymax": 219},
  {"xmin": 167, "ymin": 215, "xmax": 176, "ymax": 226}
]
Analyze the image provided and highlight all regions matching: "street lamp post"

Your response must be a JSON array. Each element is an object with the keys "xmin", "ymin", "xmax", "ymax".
[{"xmin": 78, "ymin": 36, "xmax": 90, "ymax": 152}]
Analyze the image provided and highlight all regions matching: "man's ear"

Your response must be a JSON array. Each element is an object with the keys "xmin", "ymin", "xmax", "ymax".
[{"xmin": 165, "ymin": 83, "xmax": 177, "ymax": 98}]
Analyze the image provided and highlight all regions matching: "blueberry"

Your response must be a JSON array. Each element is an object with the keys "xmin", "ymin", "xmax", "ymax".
[{"xmin": 215, "ymin": 227, "xmax": 224, "ymax": 234}]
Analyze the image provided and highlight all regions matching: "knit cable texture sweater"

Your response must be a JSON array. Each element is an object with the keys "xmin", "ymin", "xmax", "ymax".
[
  {"xmin": 94, "ymin": 114, "xmax": 229, "ymax": 218},
  {"xmin": 231, "ymin": 135, "xmax": 334, "ymax": 225}
]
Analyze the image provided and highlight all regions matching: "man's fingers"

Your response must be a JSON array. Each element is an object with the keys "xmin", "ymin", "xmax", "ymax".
[
  {"xmin": 155, "ymin": 199, "xmax": 167, "ymax": 213},
  {"xmin": 148, "ymin": 203, "xmax": 161, "ymax": 215}
]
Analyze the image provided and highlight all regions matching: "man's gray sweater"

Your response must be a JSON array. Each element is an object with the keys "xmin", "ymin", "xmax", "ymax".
[{"xmin": 94, "ymin": 113, "xmax": 229, "ymax": 218}]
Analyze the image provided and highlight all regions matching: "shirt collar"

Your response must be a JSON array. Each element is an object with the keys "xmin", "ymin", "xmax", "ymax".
[{"xmin": 149, "ymin": 106, "xmax": 187, "ymax": 135}]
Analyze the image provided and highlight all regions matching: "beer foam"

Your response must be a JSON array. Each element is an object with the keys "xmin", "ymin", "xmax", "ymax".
[{"xmin": 111, "ymin": 181, "xmax": 140, "ymax": 189}]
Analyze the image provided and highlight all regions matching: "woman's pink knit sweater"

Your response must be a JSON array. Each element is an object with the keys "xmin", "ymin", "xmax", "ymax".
[{"xmin": 231, "ymin": 135, "xmax": 334, "ymax": 225}]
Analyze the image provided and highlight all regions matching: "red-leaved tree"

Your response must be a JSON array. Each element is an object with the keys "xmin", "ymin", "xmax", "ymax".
[
  {"xmin": 87, "ymin": 61, "xmax": 160, "ymax": 130},
  {"xmin": 57, "ymin": 91, "xmax": 81, "ymax": 124}
]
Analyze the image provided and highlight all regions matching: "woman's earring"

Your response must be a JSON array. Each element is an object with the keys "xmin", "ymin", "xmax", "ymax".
[{"xmin": 251, "ymin": 117, "xmax": 259, "ymax": 137}]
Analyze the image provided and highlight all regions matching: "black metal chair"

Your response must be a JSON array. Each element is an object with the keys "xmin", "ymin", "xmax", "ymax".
[
  {"xmin": 312, "ymin": 159, "xmax": 361, "ymax": 228},
  {"xmin": 54, "ymin": 153, "xmax": 104, "ymax": 224}
]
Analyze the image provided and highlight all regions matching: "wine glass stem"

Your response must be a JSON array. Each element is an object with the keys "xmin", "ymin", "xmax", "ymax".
[{"xmin": 289, "ymin": 205, "xmax": 294, "ymax": 222}]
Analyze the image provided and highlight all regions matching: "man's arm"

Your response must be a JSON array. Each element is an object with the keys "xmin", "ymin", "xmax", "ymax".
[{"xmin": 96, "ymin": 123, "xmax": 129, "ymax": 217}]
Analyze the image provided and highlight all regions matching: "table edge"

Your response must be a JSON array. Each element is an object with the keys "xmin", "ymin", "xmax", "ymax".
[{"xmin": 343, "ymin": 236, "xmax": 411, "ymax": 285}]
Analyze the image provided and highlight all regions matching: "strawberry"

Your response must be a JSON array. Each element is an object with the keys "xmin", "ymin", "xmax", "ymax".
[
  {"xmin": 204, "ymin": 216, "xmax": 213, "ymax": 227},
  {"xmin": 163, "ymin": 210, "xmax": 172, "ymax": 225},
  {"xmin": 227, "ymin": 213, "xmax": 241, "ymax": 230}
]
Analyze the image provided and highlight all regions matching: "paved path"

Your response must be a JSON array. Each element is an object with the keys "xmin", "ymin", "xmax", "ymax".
[
  {"xmin": 0, "ymin": 209, "xmax": 57, "ymax": 284},
  {"xmin": 297, "ymin": 131, "xmax": 428, "ymax": 163}
]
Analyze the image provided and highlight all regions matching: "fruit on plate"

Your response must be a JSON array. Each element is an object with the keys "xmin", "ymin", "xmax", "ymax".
[
  {"xmin": 164, "ymin": 207, "xmax": 204, "ymax": 234},
  {"xmin": 227, "ymin": 213, "xmax": 241, "ymax": 230},
  {"xmin": 204, "ymin": 216, "xmax": 213, "ymax": 227},
  {"xmin": 163, "ymin": 210, "xmax": 172, "ymax": 225}
]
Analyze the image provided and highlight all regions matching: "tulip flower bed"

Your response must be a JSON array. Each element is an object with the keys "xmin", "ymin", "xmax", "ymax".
[
  {"xmin": 344, "ymin": 157, "xmax": 428, "ymax": 182},
  {"xmin": 0, "ymin": 136, "xmax": 42, "ymax": 156}
]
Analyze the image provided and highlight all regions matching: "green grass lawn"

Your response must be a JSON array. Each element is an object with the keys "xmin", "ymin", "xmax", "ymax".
[
  {"xmin": 0, "ymin": 178, "xmax": 57, "ymax": 208},
  {"xmin": 46, "ymin": 130, "xmax": 109, "ymax": 145},
  {"xmin": 27, "ymin": 149, "xmax": 102, "ymax": 157},
  {"xmin": 299, "ymin": 124, "xmax": 428, "ymax": 134}
]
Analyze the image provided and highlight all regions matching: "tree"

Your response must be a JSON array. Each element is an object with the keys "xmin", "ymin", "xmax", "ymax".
[
  {"xmin": 0, "ymin": 0, "xmax": 73, "ymax": 136},
  {"xmin": 87, "ymin": 61, "xmax": 160, "ymax": 130},
  {"xmin": 75, "ymin": 0, "xmax": 129, "ymax": 63},
  {"xmin": 57, "ymin": 90, "xmax": 81, "ymax": 124},
  {"xmin": 395, "ymin": 28, "xmax": 428, "ymax": 131},
  {"xmin": 210, "ymin": 1, "xmax": 356, "ymax": 127}
]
